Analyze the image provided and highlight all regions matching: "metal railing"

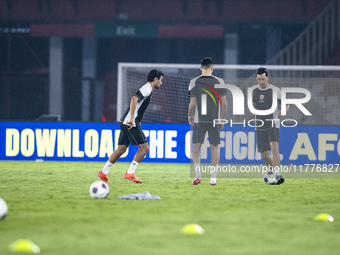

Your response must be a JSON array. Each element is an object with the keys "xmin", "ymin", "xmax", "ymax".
[{"xmin": 268, "ymin": 0, "xmax": 340, "ymax": 65}]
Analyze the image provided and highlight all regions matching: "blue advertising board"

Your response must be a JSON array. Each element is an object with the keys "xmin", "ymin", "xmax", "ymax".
[{"xmin": 0, "ymin": 121, "xmax": 339, "ymax": 164}]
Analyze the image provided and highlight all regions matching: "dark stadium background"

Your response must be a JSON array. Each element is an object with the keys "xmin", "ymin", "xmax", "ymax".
[{"xmin": 0, "ymin": 0, "xmax": 337, "ymax": 121}]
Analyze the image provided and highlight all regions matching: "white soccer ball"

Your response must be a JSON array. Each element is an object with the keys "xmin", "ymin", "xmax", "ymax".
[
  {"xmin": 263, "ymin": 171, "xmax": 282, "ymax": 185},
  {"xmin": 0, "ymin": 197, "xmax": 8, "ymax": 220},
  {"xmin": 89, "ymin": 181, "xmax": 109, "ymax": 199}
]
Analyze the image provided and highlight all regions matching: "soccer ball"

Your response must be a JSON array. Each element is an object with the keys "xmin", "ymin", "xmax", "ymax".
[
  {"xmin": 0, "ymin": 197, "xmax": 8, "ymax": 220},
  {"xmin": 263, "ymin": 171, "xmax": 282, "ymax": 185},
  {"xmin": 89, "ymin": 181, "xmax": 109, "ymax": 199}
]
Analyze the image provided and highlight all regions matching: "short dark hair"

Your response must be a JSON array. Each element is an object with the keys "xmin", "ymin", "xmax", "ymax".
[
  {"xmin": 147, "ymin": 69, "xmax": 164, "ymax": 82},
  {"xmin": 256, "ymin": 67, "xmax": 268, "ymax": 76},
  {"xmin": 201, "ymin": 57, "xmax": 213, "ymax": 69}
]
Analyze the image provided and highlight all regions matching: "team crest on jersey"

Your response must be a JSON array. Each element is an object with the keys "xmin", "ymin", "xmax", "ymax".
[{"xmin": 260, "ymin": 95, "xmax": 264, "ymax": 101}]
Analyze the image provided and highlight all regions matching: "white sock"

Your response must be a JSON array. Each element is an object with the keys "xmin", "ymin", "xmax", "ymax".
[
  {"xmin": 127, "ymin": 160, "xmax": 139, "ymax": 174},
  {"xmin": 194, "ymin": 164, "xmax": 201, "ymax": 179},
  {"xmin": 102, "ymin": 161, "xmax": 113, "ymax": 175},
  {"xmin": 210, "ymin": 166, "xmax": 217, "ymax": 184}
]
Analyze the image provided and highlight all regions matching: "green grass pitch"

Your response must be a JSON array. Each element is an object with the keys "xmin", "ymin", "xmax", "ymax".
[{"xmin": 0, "ymin": 161, "xmax": 340, "ymax": 255}]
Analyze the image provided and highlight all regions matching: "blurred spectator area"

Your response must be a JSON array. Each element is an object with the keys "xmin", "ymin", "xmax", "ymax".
[{"xmin": 0, "ymin": 0, "xmax": 333, "ymax": 21}]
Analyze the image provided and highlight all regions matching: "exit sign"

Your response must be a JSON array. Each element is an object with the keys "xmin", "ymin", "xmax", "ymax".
[{"xmin": 95, "ymin": 24, "xmax": 158, "ymax": 38}]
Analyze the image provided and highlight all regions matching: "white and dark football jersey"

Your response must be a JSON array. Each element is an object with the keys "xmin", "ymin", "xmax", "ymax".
[
  {"xmin": 188, "ymin": 75, "xmax": 227, "ymax": 123},
  {"xmin": 250, "ymin": 84, "xmax": 281, "ymax": 130},
  {"xmin": 120, "ymin": 82, "xmax": 152, "ymax": 127}
]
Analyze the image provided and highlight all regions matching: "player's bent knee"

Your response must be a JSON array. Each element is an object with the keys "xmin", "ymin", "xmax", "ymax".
[
  {"xmin": 270, "ymin": 142, "xmax": 279, "ymax": 149},
  {"xmin": 118, "ymin": 149, "xmax": 127, "ymax": 155},
  {"xmin": 144, "ymin": 146, "xmax": 149, "ymax": 154},
  {"xmin": 117, "ymin": 146, "xmax": 127, "ymax": 155},
  {"xmin": 139, "ymin": 144, "xmax": 149, "ymax": 154}
]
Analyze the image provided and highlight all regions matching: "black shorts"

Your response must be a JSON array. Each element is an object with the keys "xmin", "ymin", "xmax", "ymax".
[
  {"xmin": 193, "ymin": 123, "xmax": 220, "ymax": 145},
  {"xmin": 118, "ymin": 122, "xmax": 147, "ymax": 146},
  {"xmin": 256, "ymin": 127, "xmax": 280, "ymax": 153}
]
